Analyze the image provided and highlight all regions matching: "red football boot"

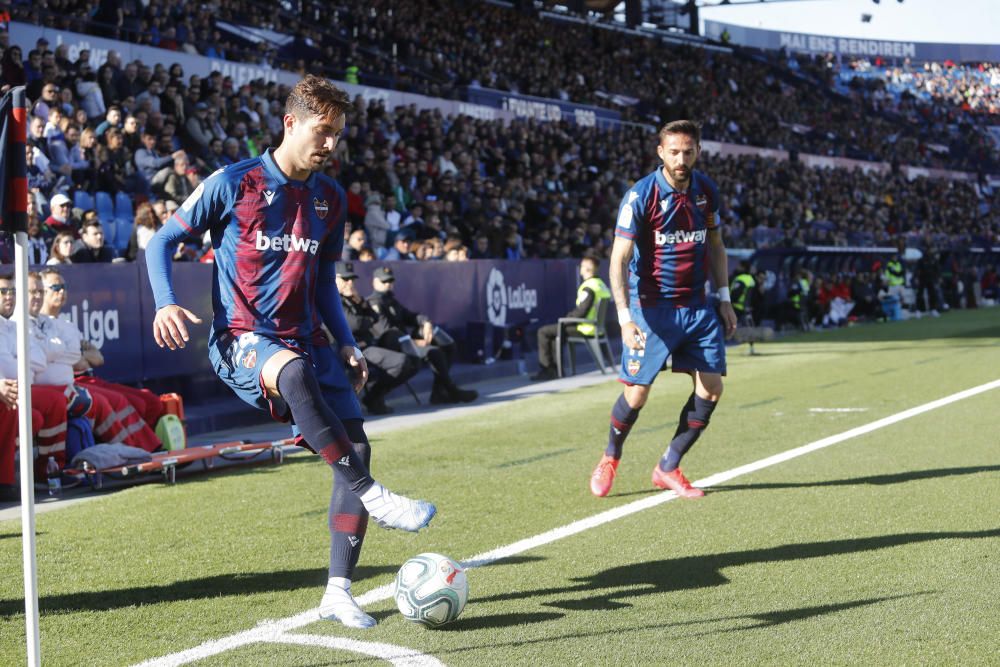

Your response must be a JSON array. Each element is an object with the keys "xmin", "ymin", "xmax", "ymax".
[
  {"xmin": 589, "ymin": 454, "xmax": 620, "ymax": 497},
  {"xmin": 651, "ymin": 466, "xmax": 705, "ymax": 499}
]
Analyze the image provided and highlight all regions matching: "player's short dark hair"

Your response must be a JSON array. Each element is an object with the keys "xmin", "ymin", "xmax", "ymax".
[
  {"xmin": 658, "ymin": 120, "xmax": 701, "ymax": 145},
  {"xmin": 285, "ymin": 75, "xmax": 350, "ymax": 123}
]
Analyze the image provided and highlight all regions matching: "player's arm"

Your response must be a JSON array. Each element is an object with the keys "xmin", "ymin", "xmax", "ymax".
[
  {"xmin": 318, "ymin": 205, "xmax": 368, "ymax": 391},
  {"xmin": 707, "ymin": 227, "xmax": 737, "ymax": 338},
  {"xmin": 146, "ymin": 176, "xmax": 224, "ymax": 349},
  {"xmin": 610, "ymin": 235, "xmax": 644, "ymax": 351}
]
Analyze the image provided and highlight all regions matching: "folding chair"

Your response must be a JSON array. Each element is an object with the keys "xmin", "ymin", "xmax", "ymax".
[{"xmin": 556, "ymin": 297, "xmax": 616, "ymax": 377}]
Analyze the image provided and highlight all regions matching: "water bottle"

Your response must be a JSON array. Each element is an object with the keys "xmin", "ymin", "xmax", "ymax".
[{"xmin": 46, "ymin": 456, "xmax": 62, "ymax": 497}]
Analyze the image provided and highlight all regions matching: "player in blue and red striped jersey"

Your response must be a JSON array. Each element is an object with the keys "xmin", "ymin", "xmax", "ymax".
[
  {"xmin": 145, "ymin": 75, "xmax": 435, "ymax": 629},
  {"xmin": 589, "ymin": 120, "xmax": 737, "ymax": 499}
]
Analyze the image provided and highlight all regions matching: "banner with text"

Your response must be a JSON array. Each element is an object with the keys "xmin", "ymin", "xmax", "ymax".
[{"xmin": 704, "ymin": 21, "xmax": 1000, "ymax": 63}]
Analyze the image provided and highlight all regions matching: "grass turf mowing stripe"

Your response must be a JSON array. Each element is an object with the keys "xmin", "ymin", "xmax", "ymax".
[{"xmin": 135, "ymin": 377, "xmax": 1000, "ymax": 667}]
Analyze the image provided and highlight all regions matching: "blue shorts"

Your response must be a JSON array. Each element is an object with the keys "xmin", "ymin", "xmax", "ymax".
[
  {"xmin": 619, "ymin": 305, "xmax": 726, "ymax": 386},
  {"xmin": 208, "ymin": 328, "xmax": 363, "ymax": 424}
]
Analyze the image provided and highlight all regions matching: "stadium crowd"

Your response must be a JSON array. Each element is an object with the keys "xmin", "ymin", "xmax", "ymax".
[{"xmin": 8, "ymin": 0, "xmax": 998, "ymax": 174}]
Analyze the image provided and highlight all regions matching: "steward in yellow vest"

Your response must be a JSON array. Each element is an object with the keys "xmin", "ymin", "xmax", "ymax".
[{"xmin": 532, "ymin": 256, "xmax": 609, "ymax": 381}]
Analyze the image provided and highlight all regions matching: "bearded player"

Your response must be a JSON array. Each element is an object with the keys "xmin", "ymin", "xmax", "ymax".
[
  {"xmin": 589, "ymin": 120, "xmax": 737, "ymax": 499},
  {"xmin": 146, "ymin": 75, "xmax": 435, "ymax": 628}
]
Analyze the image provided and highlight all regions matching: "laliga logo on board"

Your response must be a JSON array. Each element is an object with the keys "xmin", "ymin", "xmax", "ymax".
[
  {"xmin": 486, "ymin": 268, "xmax": 538, "ymax": 327},
  {"xmin": 67, "ymin": 301, "xmax": 119, "ymax": 349}
]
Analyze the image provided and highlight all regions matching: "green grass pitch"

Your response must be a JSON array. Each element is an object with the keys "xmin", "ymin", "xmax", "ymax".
[{"xmin": 1, "ymin": 309, "xmax": 998, "ymax": 665}]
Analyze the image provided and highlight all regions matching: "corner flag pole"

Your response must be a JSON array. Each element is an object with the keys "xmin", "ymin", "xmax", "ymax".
[{"xmin": 2, "ymin": 85, "xmax": 41, "ymax": 667}]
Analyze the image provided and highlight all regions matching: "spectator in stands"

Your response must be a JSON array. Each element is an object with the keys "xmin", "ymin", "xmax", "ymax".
[
  {"xmin": 363, "ymin": 192, "xmax": 389, "ymax": 250},
  {"xmin": 342, "ymin": 229, "xmax": 368, "ymax": 262},
  {"xmin": 25, "ymin": 213, "xmax": 48, "ymax": 265},
  {"xmin": 44, "ymin": 193, "xmax": 77, "ymax": 237},
  {"xmin": 70, "ymin": 220, "xmax": 116, "ymax": 263},
  {"xmin": 47, "ymin": 232, "xmax": 75, "ymax": 265},
  {"xmin": 32, "ymin": 81, "xmax": 59, "ymax": 121},
  {"xmin": 75, "ymin": 60, "xmax": 106, "ymax": 121},
  {"xmin": 382, "ymin": 228, "xmax": 416, "ymax": 261},
  {"xmin": 1, "ymin": 45, "xmax": 25, "ymax": 88},
  {"xmin": 135, "ymin": 128, "xmax": 183, "ymax": 193},
  {"xmin": 94, "ymin": 105, "xmax": 122, "ymax": 138},
  {"xmin": 161, "ymin": 154, "xmax": 198, "ymax": 204},
  {"xmin": 336, "ymin": 261, "xmax": 419, "ymax": 415},
  {"xmin": 122, "ymin": 114, "xmax": 142, "ymax": 152},
  {"xmin": 68, "ymin": 126, "xmax": 99, "ymax": 193},
  {"xmin": 220, "ymin": 137, "xmax": 242, "ymax": 166},
  {"xmin": 96, "ymin": 128, "xmax": 135, "ymax": 193},
  {"xmin": 185, "ymin": 101, "xmax": 214, "ymax": 156},
  {"xmin": 367, "ymin": 266, "xmax": 476, "ymax": 404},
  {"xmin": 124, "ymin": 202, "xmax": 161, "ymax": 262}
]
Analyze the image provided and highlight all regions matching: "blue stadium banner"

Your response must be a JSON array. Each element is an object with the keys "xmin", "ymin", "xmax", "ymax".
[
  {"xmin": 464, "ymin": 87, "xmax": 621, "ymax": 129},
  {"xmin": 704, "ymin": 20, "xmax": 1000, "ymax": 63},
  {"xmin": 0, "ymin": 86, "xmax": 28, "ymax": 235}
]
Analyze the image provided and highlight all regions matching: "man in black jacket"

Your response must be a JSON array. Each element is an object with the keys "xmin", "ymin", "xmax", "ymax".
[
  {"xmin": 336, "ymin": 262, "xmax": 418, "ymax": 415},
  {"xmin": 367, "ymin": 266, "xmax": 477, "ymax": 404}
]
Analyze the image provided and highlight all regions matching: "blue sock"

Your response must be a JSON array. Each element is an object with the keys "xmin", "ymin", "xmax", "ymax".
[
  {"xmin": 660, "ymin": 394, "xmax": 717, "ymax": 472},
  {"xmin": 605, "ymin": 393, "xmax": 641, "ymax": 459}
]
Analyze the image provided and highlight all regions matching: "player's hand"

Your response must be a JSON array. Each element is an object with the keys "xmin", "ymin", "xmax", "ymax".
[
  {"xmin": 342, "ymin": 345, "xmax": 368, "ymax": 393},
  {"xmin": 0, "ymin": 379, "xmax": 18, "ymax": 408},
  {"xmin": 718, "ymin": 301, "xmax": 738, "ymax": 339},
  {"xmin": 622, "ymin": 321, "xmax": 646, "ymax": 351},
  {"xmin": 422, "ymin": 321, "xmax": 434, "ymax": 342},
  {"xmin": 153, "ymin": 304, "xmax": 203, "ymax": 350}
]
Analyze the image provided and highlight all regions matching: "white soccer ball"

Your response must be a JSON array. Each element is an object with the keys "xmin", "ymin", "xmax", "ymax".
[{"xmin": 394, "ymin": 552, "xmax": 469, "ymax": 627}]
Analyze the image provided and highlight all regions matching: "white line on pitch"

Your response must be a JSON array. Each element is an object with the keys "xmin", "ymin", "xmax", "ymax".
[{"xmin": 135, "ymin": 377, "xmax": 1000, "ymax": 667}]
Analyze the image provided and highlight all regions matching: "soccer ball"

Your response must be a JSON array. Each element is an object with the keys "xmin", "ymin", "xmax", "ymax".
[{"xmin": 394, "ymin": 553, "xmax": 468, "ymax": 627}]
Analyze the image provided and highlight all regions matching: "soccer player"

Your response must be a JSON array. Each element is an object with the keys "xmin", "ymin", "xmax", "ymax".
[
  {"xmin": 145, "ymin": 75, "xmax": 436, "ymax": 629},
  {"xmin": 589, "ymin": 120, "xmax": 737, "ymax": 499}
]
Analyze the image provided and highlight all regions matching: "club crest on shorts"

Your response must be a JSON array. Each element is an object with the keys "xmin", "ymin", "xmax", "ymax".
[
  {"xmin": 314, "ymin": 198, "xmax": 329, "ymax": 219},
  {"xmin": 242, "ymin": 348, "xmax": 257, "ymax": 369},
  {"xmin": 627, "ymin": 358, "xmax": 641, "ymax": 376}
]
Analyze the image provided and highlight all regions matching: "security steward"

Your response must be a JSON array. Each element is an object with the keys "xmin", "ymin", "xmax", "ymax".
[
  {"xmin": 336, "ymin": 262, "xmax": 419, "ymax": 415},
  {"xmin": 531, "ymin": 256, "xmax": 610, "ymax": 381},
  {"xmin": 367, "ymin": 266, "xmax": 477, "ymax": 404},
  {"xmin": 729, "ymin": 261, "xmax": 757, "ymax": 328}
]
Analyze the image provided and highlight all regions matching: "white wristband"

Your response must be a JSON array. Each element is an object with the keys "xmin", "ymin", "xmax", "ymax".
[
  {"xmin": 717, "ymin": 287, "xmax": 731, "ymax": 302},
  {"xmin": 617, "ymin": 308, "xmax": 633, "ymax": 326}
]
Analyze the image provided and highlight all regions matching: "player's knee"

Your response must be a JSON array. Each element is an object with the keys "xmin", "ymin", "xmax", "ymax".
[
  {"xmin": 624, "ymin": 384, "xmax": 651, "ymax": 408},
  {"xmin": 276, "ymin": 356, "xmax": 322, "ymax": 404},
  {"xmin": 344, "ymin": 419, "xmax": 371, "ymax": 466}
]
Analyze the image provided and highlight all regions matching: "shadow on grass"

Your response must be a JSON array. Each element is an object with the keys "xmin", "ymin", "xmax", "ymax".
[
  {"xmin": 472, "ymin": 528, "xmax": 999, "ymax": 612},
  {"xmin": 334, "ymin": 593, "xmax": 931, "ymax": 664},
  {"xmin": 0, "ymin": 565, "xmax": 392, "ymax": 617},
  {"xmin": 436, "ymin": 611, "xmax": 564, "ymax": 631},
  {"xmin": 711, "ymin": 465, "xmax": 1000, "ymax": 493}
]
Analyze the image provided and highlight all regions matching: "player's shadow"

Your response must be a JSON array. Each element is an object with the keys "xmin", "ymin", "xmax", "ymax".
[
  {"xmin": 0, "ymin": 565, "xmax": 394, "ymax": 617},
  {"xmin": 472, "ymin": 528, "xmax": 1000, "ymax": 612},
  {"xmin": 710, "ymin": 464, "xmax": 1000, "ymax": 493},
  {"xmin": 436, "ymin": 611, "xmax": 564, "ymax": 631}
]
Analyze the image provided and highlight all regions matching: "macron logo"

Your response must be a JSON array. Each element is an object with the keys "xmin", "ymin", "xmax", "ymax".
[
  {"xmin": 348, "ymin": 536, "xmax": 360, "ymax": 547},
  {"xmin": 655, "ymin": 229, "xmax": 707, "ymax": 246},
  {"xmin": 255, "ymin": 230, "xmax": 320, "ymax": 254},
  {"xmin": 263, "ymin": 190, "xmax": 275, "ymax": 206},
  {"xmin": 337, "ymin": 455, "xmax": 351, "ymax": 466}
]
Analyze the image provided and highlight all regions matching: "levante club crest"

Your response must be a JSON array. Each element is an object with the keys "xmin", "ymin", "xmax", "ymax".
[
  {"xmin": 627, "ymin": 358, "xmax": 641, "ymax": 376},
  {"xmin": 314, "ymin": 198, "xmax": 329, "ymax": 219}
]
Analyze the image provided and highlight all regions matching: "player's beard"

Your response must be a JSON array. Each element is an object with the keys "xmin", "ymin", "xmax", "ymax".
[
  {"xmin": 664, "ymin": 164, "xmax": 692, "ymax": 187},
  {"xmin": 309, "ymin": 152, "xmax": 330, "ymax": 172}
]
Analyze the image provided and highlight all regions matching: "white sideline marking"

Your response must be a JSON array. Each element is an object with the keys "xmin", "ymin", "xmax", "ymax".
[
  {"xmin": 267, "ymin": 632, "xmax": 444, "ymax": 666},
  {"xmin": 136, "ymin": 378, "xmax": 1000, "ymax": 667},
  {"xmin": 809, "ymin": 407, "xmax": 869, "ymax": 413}
]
